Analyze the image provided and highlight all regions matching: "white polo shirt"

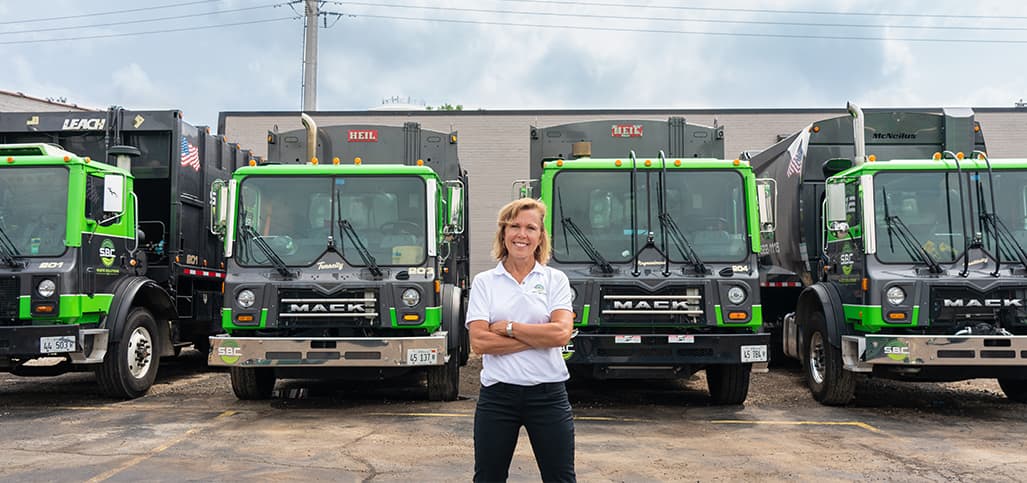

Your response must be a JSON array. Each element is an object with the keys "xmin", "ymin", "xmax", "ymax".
[{"xmin": 465, "ymin": 261, "xmax": 573, "ymax": 387}]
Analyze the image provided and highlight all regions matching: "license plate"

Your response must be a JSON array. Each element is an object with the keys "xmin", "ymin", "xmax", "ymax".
[
  {"xmin": 741, "ymin": 345, "xmax": 768, "ymax": 363},
  {"xmin": 407, "ymin": 348, "xmax": 438, "ymax": 366},
  {"xmin": 615, "ymin": 335, "xmax": 641, "ymax": 344},
  {"xmin": 668, "ymin": 335, "xmax": 694, "ymax": 344},
  {"xmin": 40, "ymin": 336, "xmax": 76, "ymax": 353}
]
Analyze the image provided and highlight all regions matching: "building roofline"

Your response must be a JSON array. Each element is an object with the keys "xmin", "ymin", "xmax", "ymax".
[
  {"xmin": 217, "ymin": 106, "xmax": 1027, "ymax": 134},
  {"xmin": 0, "ymin": 89, "xmax": 98, "ymax": 111}
]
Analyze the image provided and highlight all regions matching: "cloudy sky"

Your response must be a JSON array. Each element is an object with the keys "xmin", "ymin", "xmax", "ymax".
[{"xmin": 2, "ymin": 0, "xmax": 1025, "ymax": 127}]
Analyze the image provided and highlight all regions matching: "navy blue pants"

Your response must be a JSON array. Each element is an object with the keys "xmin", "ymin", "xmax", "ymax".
[{"xmin": 473, "ymin": 381, "xmax": 576, "ymax": 483}]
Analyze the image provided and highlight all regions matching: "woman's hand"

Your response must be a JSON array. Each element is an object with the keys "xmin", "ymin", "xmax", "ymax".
[{"xmin": 468, "ymin": 320, "xmax": 533, "ymax": 355}]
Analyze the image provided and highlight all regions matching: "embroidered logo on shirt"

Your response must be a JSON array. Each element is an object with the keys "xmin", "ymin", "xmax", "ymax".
[{"xmin": 531, "ymin": 283, "xmax": 546, "ymax": 295}]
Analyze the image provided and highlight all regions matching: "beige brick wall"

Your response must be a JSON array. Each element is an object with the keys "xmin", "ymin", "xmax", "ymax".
[
  {"xmin": 222, "ymin": 109, "xmax": 1027, "ymax": 277},
  {"xmin": 0, "ymin": 92, "xmax": 92, "ymax": 112}
]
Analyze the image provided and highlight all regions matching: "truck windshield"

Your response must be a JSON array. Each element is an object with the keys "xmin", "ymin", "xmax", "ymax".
[
  {"xmin": 0, "ymin": 166, "xmax": 69, "ymax": 257},
  {"xmin": 236, "ymin": 175, "xmax": 428, "ymax": 267},
  {"xmin": 551, "ymin": 170, "xmax": 748, "ymax": 263},
  {"xmin": 874, "ymin": 171, "xmax": 966, "ymax": 264}
]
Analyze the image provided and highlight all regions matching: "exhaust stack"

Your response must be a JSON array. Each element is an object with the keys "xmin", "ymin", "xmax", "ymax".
[
  {"xmin": 847, "ymin": 102, "xmax": 866, "ymax": 166},
  {"xmin": 300, "ymin": 113, "xmax": 317, "ymax": 163}
]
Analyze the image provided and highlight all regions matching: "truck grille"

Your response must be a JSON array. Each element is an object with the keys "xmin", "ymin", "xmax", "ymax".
[
  {"xmin": 600, "ymin": 286, "xmax": 704, "ymax": 324},
  {"xmin": 277, "ymin": 287, "xmax": 379, "ymax": 328},
  {"xmin": 929, "ymin": 287, "xmax": 1027, "ymax": 328},
  {"xmin": 0, "ymin": 276, "xmax": 20, "ymax": 326}
]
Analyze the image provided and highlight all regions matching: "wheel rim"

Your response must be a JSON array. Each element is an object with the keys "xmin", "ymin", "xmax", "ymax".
[
  {"xmin": 126, "ymin": 326, "xmax": 153, "ymax": 379},
  {"xmin": 808, "ymin": 331, "xmax": 826, "ymax": 385}
]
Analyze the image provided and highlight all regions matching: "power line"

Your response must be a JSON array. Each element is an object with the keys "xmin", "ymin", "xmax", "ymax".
[
  {"xmin": 335, "ymin": 12, "xmax": 1027, "ymax": 45},
  {"xmin": 0, "ymin": 17, "xmax": 298, "ymax": 45},
  {"xmin": 495, "ymin": 0, "xmax": 1027, "ymax": 22},
  {"xmin": 0, "ymin": 0, "xmax": 225, "ymax": 26},
  {"xmin": 1, "ymin": 2, "xmax": 288, "ymax": 36},
  {"xmin": 328, "ymin": 1, "xmax": 1027, "ymax": 32}
]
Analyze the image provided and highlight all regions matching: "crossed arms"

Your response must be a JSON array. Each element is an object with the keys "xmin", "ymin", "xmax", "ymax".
[{"xmin": 467, "ymin": 309, "xmax": 574, "ymax": 355}]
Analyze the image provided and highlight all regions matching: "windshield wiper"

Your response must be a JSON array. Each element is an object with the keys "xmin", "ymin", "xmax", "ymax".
[
  {"xmin": 337, "ymin": 219, "xmax": 382, "ymax": 278},
  {"xmin": 241, "ymin": 225, "xmax": 296, "ymax": 278},
  {"xmin": 657, "ymin": 151, "xmax": 706, "ymax": 275},
  {"xmin": 882, "ymin": 188, "xmax": 943, "ymax": 274},
  {"xmin": 972, "ymin": 151, "xmax": 1027, "ymax": 274},
  {"xmin": 235, "ymin": 191, "xmax": 295, "ymax": 278},
  {"xmin": 0, "ymin": 224, "xmax": 24, "ymax": 268},
  {"xmin": 556, "ymin": 188, "xmax": 613, "ymax": 274},
  {"xmin": 981, "ymin": 213, "xmax": 1027, "ymax": 272},
  {"xmin": 561, "ymin": 216, "xmax": 614, "ymax": 274}
]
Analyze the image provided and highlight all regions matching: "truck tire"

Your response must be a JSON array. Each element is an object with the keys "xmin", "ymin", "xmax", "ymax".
[
  {"xmin": 706, "ymin": 363, "xmax": 752, "ymax": 405},
  {"xmin": 230, "ymin": 367, "xmax": 276, "ymax": 400},
  {"xmin": 804, "ymin": 311, "xmax": 855, "ymax": 405},
  {"xmin": 427, "ymin": 354, "xmax": 459, "ymax": 401},
  {"xmin": 95, "ymin": 307, "xmax": 160, "ymax": 399},
  {"xmin": 998, "ymin": 378, "xmax": 1027, "ymax": 403}
]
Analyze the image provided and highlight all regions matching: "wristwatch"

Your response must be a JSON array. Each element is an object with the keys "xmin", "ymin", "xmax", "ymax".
[{"xmin": 506, "ymin": 321, "xmax": 514, "ymax": 338}]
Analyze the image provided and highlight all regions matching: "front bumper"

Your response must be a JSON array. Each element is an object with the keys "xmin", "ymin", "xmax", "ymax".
[
  {"xmin": 208, "ymin": 332, "xmax": 450, "ymax": 367},
  {"xmin": 0, "ymin": 324, "xmax": 108, "ymax": 363},
  {"xmin": 565, "ymin": 332, "xmax": 769, "ymax": 365},
  {"xmin": 847, "ymin": 334, "xmax": 1027, "ymax": 367}
]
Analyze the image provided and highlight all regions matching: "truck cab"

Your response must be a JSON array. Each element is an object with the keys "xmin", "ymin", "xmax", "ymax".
[
  {"xmin": 753, "ymin": 104, "xmax": 1027, "ymax": 404},
  {"xmin": 528, "ymin": 119, "xmax": 774, "ymax": 404},
  {"xmin": 209, "ymin": 119, "xmax": 469, "ymax": 401}
]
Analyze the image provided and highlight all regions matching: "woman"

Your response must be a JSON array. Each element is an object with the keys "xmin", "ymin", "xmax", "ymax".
[{"xmin": 465, "ymin": 198, "xmax": 576, "ymax": 483}]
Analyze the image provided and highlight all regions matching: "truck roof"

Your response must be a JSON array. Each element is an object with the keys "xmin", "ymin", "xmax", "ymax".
[
  {"xmin": 833, "ymin": 157, "xmax": 1027, "ymax": 178},
  {"xmin": 0, "ymin": 143, "xmax": 128, "ymax": 175},
  {"xmin": 233, "ymin": 162, "xmax": 440, "ymax": 179},
  {"xmin": 542, "ymin": 156, "xmax": 753, "ymax": 172}
]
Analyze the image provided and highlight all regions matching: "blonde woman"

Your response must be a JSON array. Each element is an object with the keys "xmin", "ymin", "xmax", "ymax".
[{"xmin": 465, "ymin": 198, "xmax": 576, "ymax": 482}]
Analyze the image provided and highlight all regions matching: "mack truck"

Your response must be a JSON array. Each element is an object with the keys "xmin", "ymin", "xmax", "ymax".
[
  {"xmin": 0, "ymin": 108, "xmax": 248, "ymax": 398},
  {"xmin": 752, "ymin": 103, "xmax": 1027, "ymax": 404},
  {"xmin": 525, "ymin": 119, "xmax": 774, "ymax": 404},
  {"xmin": 208, "ymin": 116, "xmax": 470, "ymax": 401}
]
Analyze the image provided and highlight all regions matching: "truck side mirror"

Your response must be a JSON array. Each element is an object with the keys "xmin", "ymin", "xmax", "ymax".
[
  {"xmin": 210, "ymin": 179, "xmax": 229, "ymax": 237},
  {"xmin": 825, "ymin": 182, "xmax": 848, "ymax": 232},
  {"xmin": 93, "ymin": 174, "xmax": 126, "ymax": 227},
  {"xmin": 756, "ymin": 178, "xmax": 777, "ymax": 233},
  {"xmin": 511, "ymin": 179, "xmax": 536, "ymax": 199},
  {"xmin": 444, "ymin": 180, "xmax": 465, "ymax": 235}
]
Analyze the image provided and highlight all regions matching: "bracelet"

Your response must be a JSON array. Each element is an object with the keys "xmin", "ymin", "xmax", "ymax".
[{"xmin": 506, "ymin": 321, "xmax": 514, "ymax": 338}]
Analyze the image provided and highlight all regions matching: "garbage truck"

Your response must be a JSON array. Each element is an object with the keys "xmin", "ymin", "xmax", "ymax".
[
  {"xmin": 526, "ymin": 119, "xmax": 774, "ymax": 404},
  {"xmin": 0, "ymin": 108, "xmax": 245, "ymax": 398},
  {"xmin": 208, "ymin": 116, "xmax": 470, "ymax": 401},
  {"xmin": 752, "ymin": 103, "xmax": 1027, "ymax": 404}
]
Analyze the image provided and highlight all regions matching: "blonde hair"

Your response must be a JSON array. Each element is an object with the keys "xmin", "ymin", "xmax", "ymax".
[{"xmin": 491, "ymin": 198, "xmax": 550, "ymax": 263}]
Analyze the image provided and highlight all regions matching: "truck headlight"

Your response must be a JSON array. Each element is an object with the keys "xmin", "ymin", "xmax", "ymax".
[
  {"xmin": 727, "ymin": 286, "xmax": 747, "ymax": 305},
  {"xmin": 570, "ymin": 286, "xmax": 578, "ymax": 302},
  {"xmin": 402, "ymin": 288, "xmax": 420, "ymax": 307},
  {"xmin": 886, "ymin": 286, "xmax": 906, "ymax": 305},
  {"xmin": 37, "ymin": 279, "xmax": 56, "ymax": 298},
  {"xmin": 237, "ymin": 289, "xmax": 256, "ymax": 308}
]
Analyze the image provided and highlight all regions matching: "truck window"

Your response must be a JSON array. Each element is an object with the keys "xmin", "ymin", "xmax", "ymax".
[
  {"xmin": 0, "ymin": 166, "xmax": 69, "ymax": 256},
  {"xmin": 874, "ymin": 171, "xmax": 965, "ymax": 264}
]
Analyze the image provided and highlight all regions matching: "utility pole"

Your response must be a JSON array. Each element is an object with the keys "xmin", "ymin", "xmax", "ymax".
[{"xmin": 302, "ymin": 0, "xmax": 319, "ymax": 111}]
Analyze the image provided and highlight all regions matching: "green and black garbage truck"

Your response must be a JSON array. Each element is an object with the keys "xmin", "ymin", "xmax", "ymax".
[
  {"xmin": 208, "ymin": 116, "xmax": 470, "ymax": 401},
  {"xmin": 526, "ymin": 119, "xmax": 775, "ymax": 404},
  {"xmin": 753, "ymin": 103, "xmax": 1027, "ymax": 404},
  {"xmin": 0, "ymin": 108, "xmax": 248, "ymax": 398}
]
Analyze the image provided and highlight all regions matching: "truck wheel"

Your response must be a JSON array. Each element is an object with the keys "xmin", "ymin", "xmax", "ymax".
[
  {"xmin": 998, "ymin": 378, "xmax": 1027, "ymax": 403},
  {"xmin": 230, "ymin": 367, "xmax": 276, "ymax": 400},
  {"xmin": 427, "ymin": 354, "xmax": 459, "ymax": 401},
  {"xmin": 804, "ymin": 311, "xmax": 855, "ymax": 405},
  {"xmin": 95, "ymin": 307, "xmax": 160, "ymax": 399},
  {"xmin": 706, "ymin": 363, "xmax": 752, "ymax": 405}
]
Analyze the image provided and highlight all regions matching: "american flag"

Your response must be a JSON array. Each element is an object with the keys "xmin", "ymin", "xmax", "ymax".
[
  {"xmin": 180, "ymin": 136, "xmax": 200, "ymax": 171},
  {"xmin": 785, "ymin": 124, "xmax": 812, "ymax": 178}
]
